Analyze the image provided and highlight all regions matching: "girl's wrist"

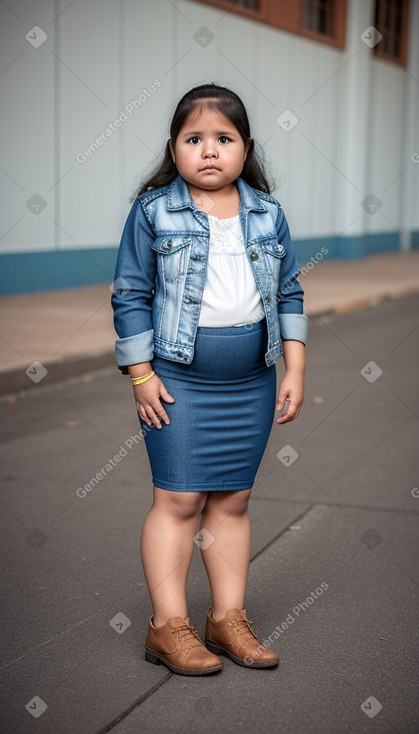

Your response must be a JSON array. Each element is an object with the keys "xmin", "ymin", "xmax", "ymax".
[
  {"xmin": 284, "ymin": 365, "xmax": 305, "ymax": 376},
  {"xmin": 127, "ymin": 362, "xmax": 152, "ymax": 379}
]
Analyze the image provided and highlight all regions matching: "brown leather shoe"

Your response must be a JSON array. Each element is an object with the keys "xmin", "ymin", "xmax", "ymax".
[
  {"xmin": 145, "ymin": 615, "xmax": 223, "ymax": 676},
  {"xmin": 205, "ymin": 608, "xmax": 279, "ymax": 668}
]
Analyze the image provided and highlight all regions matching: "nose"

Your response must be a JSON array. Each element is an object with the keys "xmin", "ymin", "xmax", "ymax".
[{"xmin": 202, "ymin": 139, "xmax": 218, "ymax": 159}]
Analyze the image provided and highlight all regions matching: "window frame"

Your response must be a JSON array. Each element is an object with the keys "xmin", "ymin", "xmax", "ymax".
[
  {"xmin": 372, "ymin": 0, "xmax": 409, "ymax": 68},
  {"xmin": 191, "ymin": 0, "xmax": 347, "ymax": 49}
]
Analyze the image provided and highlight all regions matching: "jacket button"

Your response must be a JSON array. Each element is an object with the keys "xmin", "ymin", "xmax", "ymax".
[
  {"xmin": 250, "ymin": 252, "xmax": 258, "ymax": 261},
  {"xmin": 265, "ymin": 296, "xmax": 271, "ymax": 304},
  {"xmin": 162, "ymin": 239, "xmax": 172, "ymax": 250}
]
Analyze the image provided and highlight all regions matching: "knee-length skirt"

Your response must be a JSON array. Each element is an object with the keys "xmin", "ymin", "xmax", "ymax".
[{"xmin": 139, "ymin": 318, "xmax": 277, "ymax": 491}]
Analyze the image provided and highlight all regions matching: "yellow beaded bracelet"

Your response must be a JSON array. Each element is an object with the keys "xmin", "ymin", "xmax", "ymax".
[
  {"xmin": 131, "ymin": 370, "xmax": 153, "ymax": 381},
  {"xmin": 131, "ymin": 371, "xmax": 155, "ymax": 386}
]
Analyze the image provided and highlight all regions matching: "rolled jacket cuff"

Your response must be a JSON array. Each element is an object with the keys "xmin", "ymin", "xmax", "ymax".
[
  {"xmin": 115, "ymin": 329, "xmax": 154, "ymax": 368},
  {"xmin": 279, "ymin": 313, "xmax": 309, "ymax": 345}
]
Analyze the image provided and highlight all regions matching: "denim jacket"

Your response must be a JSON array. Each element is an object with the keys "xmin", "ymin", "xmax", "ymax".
[{"xmin": 111, "ymin": 173, "xmax": 309, "ymax": 371}]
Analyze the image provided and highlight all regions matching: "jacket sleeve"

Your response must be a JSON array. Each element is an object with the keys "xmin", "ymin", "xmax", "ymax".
[
  {"xmin": 111, "ymin": 198, "xmax": 157, "ymax": 373},
  {"xmin": 275, "ymin": 205, "xmax": 309, "ymax": 345}
]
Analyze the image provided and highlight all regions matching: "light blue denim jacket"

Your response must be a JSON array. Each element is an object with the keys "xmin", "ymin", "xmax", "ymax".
[{"xmin": 112, "ymin": 174, "xmax": 309, "ymax": 371}]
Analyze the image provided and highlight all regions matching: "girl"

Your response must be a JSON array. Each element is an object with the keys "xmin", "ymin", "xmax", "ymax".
[{"xmin": 111, "ymin": 83, "xmax": 309, "ymax": 676}]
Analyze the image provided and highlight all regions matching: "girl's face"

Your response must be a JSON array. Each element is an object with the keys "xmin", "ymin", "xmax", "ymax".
[{"xmin": 169, "ymin": 105, "xmax": 250, "ymax": 192}]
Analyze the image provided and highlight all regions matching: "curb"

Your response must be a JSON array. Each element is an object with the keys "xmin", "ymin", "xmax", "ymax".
[
  {"xmin": 0, "ymin": 351, "xmax": 116, "ymax": 397},
  {"xmin": 306, "ymin": 286, "xmax": 419, "ymax": 319},
  {"xmin": 333, "ymin": 286, "xmax": 419, "ymax": 315}
]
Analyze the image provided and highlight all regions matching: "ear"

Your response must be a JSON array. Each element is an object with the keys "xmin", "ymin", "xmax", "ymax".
[
  {"xmin": 168, "ymin": 139, "xmax": 175, "ymax": 163},
  {"xmin": 244, "ymin": 138, "xmax": 253, "ymax": 161}
]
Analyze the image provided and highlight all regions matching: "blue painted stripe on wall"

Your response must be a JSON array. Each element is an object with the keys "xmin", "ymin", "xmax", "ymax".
[
  {"xmin": 0, "ymin": 248, "xmax": 118, "ymax": 296},
  {"xmin": 1, "ymin": 233, "xmax": 418, "ymax": 296},
  {"xmin": 411, "ymin": 230, "xmax": 419, "ymax": 249},
  {"xmin": 294, "ymin": 231, "xmax": 401, "ymax": 262}
]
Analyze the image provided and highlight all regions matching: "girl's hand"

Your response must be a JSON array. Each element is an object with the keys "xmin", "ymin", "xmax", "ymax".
[
  {"xmin": 134, "ymin": 375, "xmax": 175, "ymax": 429},
  {"xmin": 275, "ymin": 371, "xmax": 304, "ymax": 424},
  {"xmin": 276, "ymin": 339, "xmax": 306, "ymax": 424}
]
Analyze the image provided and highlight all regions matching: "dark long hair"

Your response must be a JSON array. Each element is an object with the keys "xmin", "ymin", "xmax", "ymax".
[{"xmin": 131, "ymin": 83, "xmax": 272, "ymax": 201}]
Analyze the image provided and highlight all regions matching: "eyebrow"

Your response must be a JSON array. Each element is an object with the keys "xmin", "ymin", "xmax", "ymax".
[{"xmin": 181, "ymin": 130, "xmax": 237, "ymax": 137}]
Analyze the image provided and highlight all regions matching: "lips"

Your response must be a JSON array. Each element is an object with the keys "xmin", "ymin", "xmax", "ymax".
[{"xmin": 201, "ymin": 166, "xmax": 220, "ymax": 171}]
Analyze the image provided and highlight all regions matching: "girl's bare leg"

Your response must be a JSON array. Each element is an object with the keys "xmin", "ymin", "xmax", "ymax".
[
  {"xmin": 140, "ymin": 486, "xmax": 208, "ymax": 627},
  {"xmin": 199, "ymin": 488, "xmax": 252, "ymax": 621}
]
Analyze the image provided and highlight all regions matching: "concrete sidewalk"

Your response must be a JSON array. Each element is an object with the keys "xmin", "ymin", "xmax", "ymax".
[{"xmin": 1, "ymin": 249, "xmax": 418, "ymax": 395}]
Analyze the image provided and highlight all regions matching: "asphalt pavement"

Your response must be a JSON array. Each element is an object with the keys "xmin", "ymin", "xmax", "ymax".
[{"xmin": 0, "ymin": 291, "xmax": 418, "ymax": 733}]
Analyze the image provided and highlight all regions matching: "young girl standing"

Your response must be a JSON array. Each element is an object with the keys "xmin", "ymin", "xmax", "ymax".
[{"xmin": 111, "ymin": 83, "xmax": 309, "ymax": 676}]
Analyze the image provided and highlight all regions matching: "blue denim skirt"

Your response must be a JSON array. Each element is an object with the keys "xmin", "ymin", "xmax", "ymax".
[{"xmin": 140, "ymin": 318, "xmax": 277, "ymax": 491}]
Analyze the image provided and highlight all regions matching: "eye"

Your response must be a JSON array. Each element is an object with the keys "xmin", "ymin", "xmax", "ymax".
[
  {"xmin": 219, "ymin": 136, "xmax": 231, "ymax": 144},
  {"xmin": 187, "ymin": 136, "xmax": 201, "ymax": 145}
]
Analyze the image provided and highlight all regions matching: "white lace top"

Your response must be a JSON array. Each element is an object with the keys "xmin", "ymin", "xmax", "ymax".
[{"xmin": 198, "ymin": 214, "xmax": 264, "ymax": 327}]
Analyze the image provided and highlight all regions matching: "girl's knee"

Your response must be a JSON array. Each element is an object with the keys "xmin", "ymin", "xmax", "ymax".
[
  {"xmin": 204, "ymin": 489, "xmax": 251, "ymax": 518},
  {"xmin": 153, "ymin": 487, "xmax": 207, "ymax": 520}
]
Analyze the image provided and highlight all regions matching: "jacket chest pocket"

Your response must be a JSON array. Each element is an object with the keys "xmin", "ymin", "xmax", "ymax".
[
  {"xmin": 151, "ymin": 237, "xmax": 192, "ymax": 283},
  {"xmin": 260, "ymin": 239, "xmax": 286, "ymax": 278}
]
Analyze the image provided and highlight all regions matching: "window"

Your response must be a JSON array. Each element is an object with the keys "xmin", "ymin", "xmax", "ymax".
[
  {"xmin": 226, "ymin": 0, "xmax": 259, "ymax": 8},
  {"xmin": 302, "ymin": 0, "xmax": 335, "ymax": 39},
  {"xmin": 192, "ymin": 0, "xmax": 347, "ymax": 49},
  {"xmin": 373, "ymin": 0, "xmax": 409, "ymax": 66}
]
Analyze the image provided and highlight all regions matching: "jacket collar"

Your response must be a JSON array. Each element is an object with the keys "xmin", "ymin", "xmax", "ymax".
[{"xmin": 167, "ymin": 173, "xmax": 267, "ymax": 213}]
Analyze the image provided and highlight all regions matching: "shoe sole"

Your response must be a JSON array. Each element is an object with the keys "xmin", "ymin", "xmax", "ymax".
[
  {"xmin": 145, "ymin": 648, "xmax": 223, "ymax": 676},
  {"xmin": 205, "ymin": 640, "xmax": 279, "ymax": 668}
]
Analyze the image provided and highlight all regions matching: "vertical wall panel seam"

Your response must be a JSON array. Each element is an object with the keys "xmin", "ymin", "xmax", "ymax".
[
  {"xmin": 119, "ymin": 0, "xmax": 125, "ymax": 209},
  {"xmin": 364, "ymin": 0, "xmax": 374, "ymax": 238},
  {"xmin": 399, "ymin": 0, "xmax": 419, "ymax": 251},
  {"xmin": 173, "ymin": 1, "xmax": 178, "ymax": 104},
  {"xmin": 344, "ymin": 0, "xmax": 373, "ymax": 236},
  {"xmin": 54, "ymin": 0, "xmax": 61, "ymax": 250},
  {"xmin": 333, "ymin": 44, "xmax": 341, "ymax": 237},
  {"xmin": 310, "ymin": 44, "xmax": 315, "ymax": 238}
]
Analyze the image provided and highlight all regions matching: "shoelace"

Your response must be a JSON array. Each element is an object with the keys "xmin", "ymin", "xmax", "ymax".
[
  {"xmin": 230, "ymin": 616, "xmax": 258, "ymax": 640},
  {"xmin": 171, "ymin": 623, "xmax": 203, "ymax": 646}
]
